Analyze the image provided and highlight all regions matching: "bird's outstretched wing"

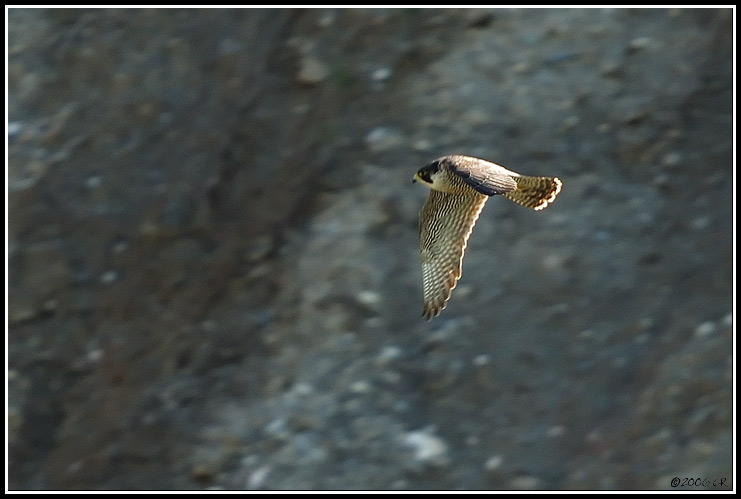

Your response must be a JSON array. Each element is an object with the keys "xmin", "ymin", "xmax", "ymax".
[
  {"xmin": 419, "ymin": 190, "xmax": 488, "ymax": 319},
  {"xmin": 448, "ymin": 155, "xmax": 562, "ymax": 210},
  {"xmin": 447, "ymin": 156, "xmax": 518, "ymax": 196}
]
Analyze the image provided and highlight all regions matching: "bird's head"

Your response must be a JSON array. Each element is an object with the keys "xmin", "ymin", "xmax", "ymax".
[{"xmin": 412, "ymin": 160, "xmax": 446, "ymax": 191}]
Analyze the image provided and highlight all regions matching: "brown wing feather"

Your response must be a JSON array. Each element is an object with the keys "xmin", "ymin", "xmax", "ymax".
[
  {"xmin": 503, "ymin": 175, "xmax": 562, "ymax": 210},
  {"xmin": 419, "ymin": 190, "xmax": 488, "ymax": 319}
]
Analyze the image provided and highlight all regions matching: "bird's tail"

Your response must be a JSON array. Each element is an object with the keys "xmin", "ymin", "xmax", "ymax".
[{"xmin": 504, "ymin": 175, "xmax": 562, "ymax": 210}]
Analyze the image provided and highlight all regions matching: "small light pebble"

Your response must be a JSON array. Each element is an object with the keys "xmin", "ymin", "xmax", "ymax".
[
  {"xmin": 265, "ymin": 418, "xmax": 288, "ymax": 438},
  {"xmin": 376, "ymin": 345, "xmax": 402, "ymax": 366},
  {"xmin": 513, "ymin": 62, "xmax": 530, "ymax": 74},
  {"xmin": 473, "ymin": 354, "xmax": 490, "ymax": 367},
  {"xmin": 292, "ymin": 382, "xmax": 314, "ymax": 395},
  {"xmin": 67, "ymin": 460, "xmax": 83, "ymax": 475},
  {"xmin": 10, "ymin": 178, "xmax": 36, "ymax": 192},
  {"xmin": 248, "ymin": 465, "xmax": 271, "ymax": 489},
  {"xmin": 371, "ymin": 67, "xmax": 392, "ymax": 82},
  {"xmin": 85, "ymin": 175, "xmax": 102, "ymax": 189},
  {"xmin": 349, "ymin": 380, "xmax": 371, "ymax": 393},
  {"xmin": 297, "ymin": 56, "xmax": 328, "ymax": 85},
  {"xmin": 721, "ymin": 313, "xmax": 732, "ymax": 328},
  {"xmin": 100, "ymin": 270, "xmax": 119, "ymax": 284},
  {"xmin": 593, "ymin": 229, "xmax": 611, "ymax": 242},
  {"xmin": 662, "ymin": 151, "xmax": 682, "ymax": 167},
  {"xmin": 600, "ymin": 61, "xmax": 622, "ymax": 77},
  {"xmin": 484, "ymin": 454, "xmax": 505, "ymax": 482},
  {"xmin": 653, "ymin": 173, "xmax": 669, "ymax": 187},
  {"xmin": 579, "ymin": 329, "xmax": 595, "ymax": 340},
  {"xmin": 510, "ymin": 475, "xmax": 541, "ymax": 490},
  {"xmin": 8, "ymin": 121, "xmax": 23, "ymax": 138},
  {"xmin": 112, "ymin": 241, "xmax": 129, "ymax": 254},
  {"xmin": 634, "ymin": 332, "xmax": 650, "ymax": 345},
  {"xmin": 317, "ymin": 10, "xmax": 335, "ymax": 27},
  {"xmin": 694, "ymin": 321, "xmax": 715, "ymax": 338},
  {"xmin": 191, "ymin": 464, "xmax": 214, "ymax": 483},
  {"xmin": 547, "ymin": 425, "xmax": 565, "ymax": 437},
  {"xmin": 356, "ymin": 290, "xmax": 381, "ymax": 306},
  {"xmin": 403, "ymin": 430, "xmax": 449, "ymax": 465},
  {"xmin": 201, "ymin": 319, "xmax": 218, "ymax": 333},
  {"xmin": 86, "ymin": 349, "xmax": 104, "ymax": 363},
  {"xmin": 413, "ymin": 139, "xmax": 433, "ymax": 151},
  {"xmin": 484, "ymin": 454, "xmax": 503, "ymax": 471},
  {"xmin": 563, "ymin": 115, "xmax": 579, "ymax": 128},
  {"xmin": 542, "ymin": 253, "xmax": 566, "ymax": 271},
  {"xmin": 365, "ymin": 126, "xmax": 403, "ymax": 152},
  {"xmin": 691, "ymin": 216, "xmax": 710, "ymax": 230},
  {"xmin": 42, "ymin": 299, "xmax": 58, "ymax": 312},
  {"xmin": 454, "ymin": 283, "xmax": 472, "ymax": 299},
  {"xmin": 639, "ymin": 317, "xmax": 655, "ymax": 329},
  {"xmin": 627, "ymin": 36, "xmax": 652, "ymax": 53}
]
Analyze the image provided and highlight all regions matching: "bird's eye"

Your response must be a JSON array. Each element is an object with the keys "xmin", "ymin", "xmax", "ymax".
[{"xmin": 417, "ymin": 169, "xmax": 433, "ymax": 182}]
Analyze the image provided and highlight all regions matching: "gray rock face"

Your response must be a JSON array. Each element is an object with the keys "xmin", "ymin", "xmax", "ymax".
[{"xmin": 8, "ymin": 8, "xmax": 733, "ymax": 491}]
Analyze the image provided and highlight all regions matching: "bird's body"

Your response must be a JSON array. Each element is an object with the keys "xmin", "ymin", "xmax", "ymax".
[{"xmin": 414, "ymin": 155, "xmax": 562, "ymax": 319}]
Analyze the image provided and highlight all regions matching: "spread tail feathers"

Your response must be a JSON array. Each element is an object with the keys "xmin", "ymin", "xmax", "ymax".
[{"xmin": 503, "ymin": 175, "xmax": 562, "ymax": 210}]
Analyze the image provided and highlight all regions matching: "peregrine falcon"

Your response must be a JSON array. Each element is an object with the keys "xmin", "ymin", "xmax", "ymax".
[{"xmin": 413, "ymin": 155, "xmax": 562, "ymax": 319}]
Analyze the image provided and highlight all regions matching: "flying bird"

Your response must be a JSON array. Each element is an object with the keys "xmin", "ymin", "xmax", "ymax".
[{"xmin": 413, "ymin": 155, "xmax": 562, "ymax": 319}]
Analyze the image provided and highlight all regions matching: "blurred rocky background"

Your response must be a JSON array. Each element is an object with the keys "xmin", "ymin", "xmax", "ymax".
[{"xmin": 7, "ymin": 8, "xmax": 733, "ymax": 490}]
